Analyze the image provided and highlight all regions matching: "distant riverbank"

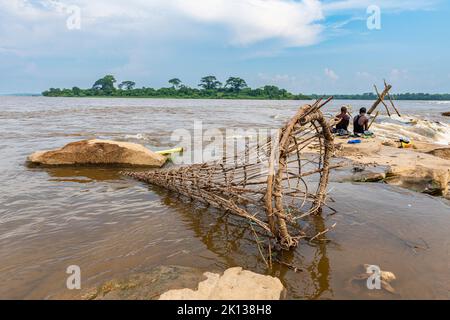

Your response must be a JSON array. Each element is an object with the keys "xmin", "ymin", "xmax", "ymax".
[
  {"xmin": 5, "ymin": 94, "xmax": 450, "ymax": 101},
  {"xmin": 42, "ymin": 74, "xmax": 310, "ymax": 100},
  {"xmin": 40, "ymin": 74, "xmax": 450, "ymax": 101},
  {"xmin": 38, "ymin": 94, "xmax": 450, "ymax": 101}
]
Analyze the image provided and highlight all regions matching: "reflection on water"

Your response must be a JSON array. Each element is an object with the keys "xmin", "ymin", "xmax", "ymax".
[
  {"xmin": 43, "ymin": 167, "xmax": 133, "ymax": 182},
  {"xmin": 133, "ymin": 185, "xmax": 335, "ymax": 300},
  {"xmin": 1, "ymin": 96, "xmax": 449, "ymax": 300},
  {"xmin": 304, "ymin": 216, "xmax": 333, "ymax": 299}
]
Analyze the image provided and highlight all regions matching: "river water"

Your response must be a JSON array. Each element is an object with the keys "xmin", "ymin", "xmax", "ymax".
[{"xmin": 0, "ymin": 96, "xmax": 449, "ymax": 299}]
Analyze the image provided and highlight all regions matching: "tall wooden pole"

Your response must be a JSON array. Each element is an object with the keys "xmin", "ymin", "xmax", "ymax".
[
  {"xmin": 368, "ymin": 84, "xmax": 392, "ymax": 115},
  {"xmin": 384, "ymin": 80, "xmax": 401, "ymax": 117},
  {"xmin": 374, "ymin": 85, "xmax": 391, "ymax": 117},
  {"xmin": 368, "ymin": 111, "xmax": 380, "ymax": 129}
]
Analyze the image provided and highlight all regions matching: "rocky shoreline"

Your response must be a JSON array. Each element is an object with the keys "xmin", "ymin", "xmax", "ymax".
[{"xmin": 333, "ymin": 136, "xmax": 450, "ymax": 198}]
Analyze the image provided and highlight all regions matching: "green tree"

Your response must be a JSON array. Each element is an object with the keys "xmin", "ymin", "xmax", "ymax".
[
  {"xmin": 168, "ymin": 78, "xmax": 182, "ymax": 89},
  {"xmin": 43, "ymin": 88, "xmax": 62, "ymax": 97},
  {"xmin": 199, "ymin": 76, "xmax": 222, "ymax": 90},
  {"xmin": 92, "ymin": 75, "xmax": 117, "ymax": 93},
  {"xmin": 118, "ymin": 81, "xmax": 136, "ymax": 90},
  {"xmin": 263, "ymin": 85, "xmax": 281, "ymax": 98},
  {"xmin": 71, "ymin": 86, "xmax": 81, "ymax": 96},
  {"xmin": 225, "ymin": 77, "xmax": 248, "ymax": 92}
]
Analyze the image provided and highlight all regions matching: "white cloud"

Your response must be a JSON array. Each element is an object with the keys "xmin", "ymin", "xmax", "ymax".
[
  {"xmin": 174, "ymin": 0, "xmax": 324, "ymax": 46},
  {"xmin": 0, "ymin": 0, "xmax": 325, "ymax": 48},
  {"xmin": 324, "ymin": 68, "xmax": 339, "ymax": 81},
  {"xmin": 0, "ymin": 0, "xmax": 440, "ymax": 51},
  {"xmin": 0, "ymin": 0, "xmax": 442, "ymax": 93}
]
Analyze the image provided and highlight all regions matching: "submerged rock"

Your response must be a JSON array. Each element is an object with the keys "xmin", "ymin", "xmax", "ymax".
[
  {"xmin": 76, "ymin": 266, "xmax": 206, "ymax": 300},
  {"xmin": 159, "ymin": 267, "xmax": 285, "ymax": 300},
  {"xmin": 363, "ymin": 264, "xmax": 396, "ymax": 282},
  {"xmin": 349, "ymin": 264, "xmax": 397, "ymax": 295},
  {"xmin": 28, "ymin": 139, "xmax": 167, "ymax": 167},
  {"xmin": 70, "ymin": 266, "xmax": 284, "ymax": 300}
]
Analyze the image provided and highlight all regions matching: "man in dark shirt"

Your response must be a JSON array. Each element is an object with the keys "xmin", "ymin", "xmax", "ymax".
[
  {"xmin": 353, "ymin": 107, "xmax": 369, "ymax": 134},
  {"xmin": 334, "ymin": 106, "xmax": 350, "ymax": 133}
]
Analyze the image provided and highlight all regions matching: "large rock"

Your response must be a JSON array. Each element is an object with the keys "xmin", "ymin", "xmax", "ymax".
[
  {"xmin": 442, "ymin": 112, "xmax": 450, "ymax": 117},
  {"xmin": 28, "ymin": 139, "xmax": 167, "ymax": 167},
  {"xmin": 337, "ymin": 138, "xmax": 450, "ymax": 196},
  {"xmin": 159, "ymin": 267, "xmax": 285, "ymax": 300}
]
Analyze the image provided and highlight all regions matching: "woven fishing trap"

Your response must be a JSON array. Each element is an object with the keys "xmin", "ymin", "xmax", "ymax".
[{"xmin": 124, "ymin": 98, "xmax": 335, "ymax": 250}]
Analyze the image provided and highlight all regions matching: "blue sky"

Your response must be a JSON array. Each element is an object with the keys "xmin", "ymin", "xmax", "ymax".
[{"xmin": 0, "ymin": 0, "xmax": 449, "ymax": 94}]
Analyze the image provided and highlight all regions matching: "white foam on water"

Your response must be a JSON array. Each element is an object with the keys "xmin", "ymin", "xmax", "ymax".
[
  {"xmin": 372, "ymin": 114, "xmax": 450, "ymax": 146},
  {"xmin": 124, "ymin": 133, "xmax": 145, "ymax": 140}
]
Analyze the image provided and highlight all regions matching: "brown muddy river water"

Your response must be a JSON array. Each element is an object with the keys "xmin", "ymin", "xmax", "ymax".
[{"xmin": 0, "ymin": 97, "xmax": 449, "ymax": 299}]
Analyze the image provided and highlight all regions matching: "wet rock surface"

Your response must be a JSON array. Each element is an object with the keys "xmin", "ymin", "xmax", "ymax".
[{"xmin": 334, "ymin": 138, "xmax": 450, "ymax": 196}]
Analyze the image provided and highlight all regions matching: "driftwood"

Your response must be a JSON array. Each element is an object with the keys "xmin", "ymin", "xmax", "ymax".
[{"xmin": 123, "ymin": 99, "xmax": 335, "ymax": 250}]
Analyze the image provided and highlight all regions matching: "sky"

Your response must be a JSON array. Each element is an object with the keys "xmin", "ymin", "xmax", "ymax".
[{"xmin": 0, "ymin": 0, "xmax": 449, "ymax": 94}]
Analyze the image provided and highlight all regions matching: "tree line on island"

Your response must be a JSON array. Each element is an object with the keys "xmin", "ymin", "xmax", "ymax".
[
  {"xmin": 42, "ymin": 75, "xmax": 309, "ymax": 100},
  {"xmin": 42, "ymin": 74, "xmax": 450, "ymax": 101}
]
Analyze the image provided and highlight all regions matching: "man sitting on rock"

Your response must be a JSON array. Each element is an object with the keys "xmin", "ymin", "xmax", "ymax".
[
  {"xmin": 333, "ymin": 106, "xmax": 351, "ymax": 135},
  {"xmin": 353, "ymin": 107, "xmax": 369, "ymax": 135}
]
